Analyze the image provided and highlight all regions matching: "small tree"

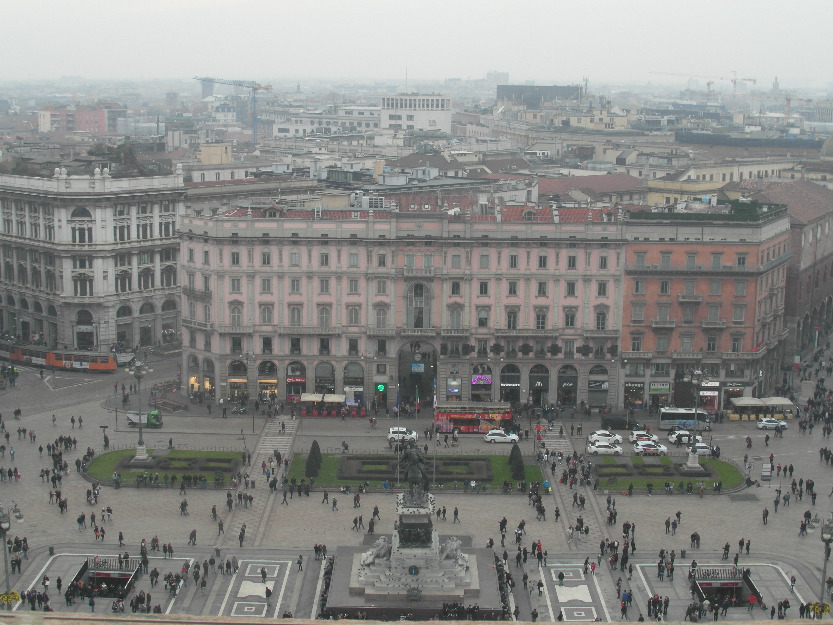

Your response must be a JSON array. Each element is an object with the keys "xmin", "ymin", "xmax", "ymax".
[
  {"xmin": 305, "ymin": 440, "xmax": 323, "ymax": 478},
  {"xmin": 508, "ymin": 443, "xmax": 525, "ymax": 481}
]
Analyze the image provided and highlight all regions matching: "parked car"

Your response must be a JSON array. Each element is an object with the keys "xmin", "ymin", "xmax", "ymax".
[
  {"xmin": 668, "ymin": 430, "xmax": 703, "ymax": 444},
  {"xmin": 628, "ymin": 430, "xmax": 659, "ymax": 443},
  {"xmin": 484, "ymin": 429, "xmax": 519, "ymax": 444},
  {"xmin": 688, "ymin": 442, "xmax": 714, "ymax": 456},
  {"xmin": 388, "ymin": 427, "xmax": 419, "ymax": 442},
  {"xmin": 586, "ymin": 441, "xmax": 623, "ymax": 456},
  {"xmin": 587, "ymin": 430, "xmax": 624, "ymax": 444},
  {"xmin": 633, "ymin": 441, "xmax": 668, "ymax": 456},
  {"xmin": 757, "ymin": 418, "xmax": 788, "ymax": 430}
]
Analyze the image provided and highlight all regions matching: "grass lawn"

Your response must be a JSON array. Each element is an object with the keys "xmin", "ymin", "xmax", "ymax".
[
  {"xmin": 86, "ymin": 449, "xmax": 241, "ymax": 485},
  {"xmin": 289, "ymin": 453, "xmax": 543, "ymax": 490},
  {"xmin": 595, "ymin": 458, "xmax": 744, "ymax": 494}
]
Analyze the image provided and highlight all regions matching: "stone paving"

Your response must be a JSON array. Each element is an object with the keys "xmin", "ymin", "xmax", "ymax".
[{"xmin": 0, "ymin": 353, "xmax": 830, "ymax": 621}]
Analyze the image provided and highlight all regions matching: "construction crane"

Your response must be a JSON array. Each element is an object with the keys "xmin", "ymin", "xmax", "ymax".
[
  {"xmin": 194, "ymin": 76, "xmax": 272, "ymax": 144},
  {"xmin": 649, "ymin": 71, "xmax": 756, "ymax": 95}
]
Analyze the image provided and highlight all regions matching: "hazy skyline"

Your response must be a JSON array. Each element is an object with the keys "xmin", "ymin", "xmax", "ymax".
[{"xmin": 3, "ymin": 0, "xmax": 831, "ymax": 92}]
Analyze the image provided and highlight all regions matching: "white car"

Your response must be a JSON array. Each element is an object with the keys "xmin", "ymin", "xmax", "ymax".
[
  {"xmin": 688, "ymin": 442, "xmax": 713, "ymax": 456},
  {"xmin": 628, "ymin": 430, "xmax": 659, "ymax": 443},
  {"xmin": 588, "ymin": 430, "xmax": 623, "ymax": 444},
  {"xmin": 484, "ymin": 429, "xmax": 519, "ymax": 444},
  {"xmin": 388, "ymin": 427, "xmax": 419, "ymax": 442},
  {"xmin": 668, "ymin": 430, "xmax": 703, "ymax": 444},
  {"xmin": 586, "ymin": 441, "xmax": 623, "ymax": 456},
  {"xmin": 757, "ymin": 418, "xmax": 788, "ymax": 430},
  {"xmin": 633, "ymin": 441, "xmax": 668, "ymax": 456}
]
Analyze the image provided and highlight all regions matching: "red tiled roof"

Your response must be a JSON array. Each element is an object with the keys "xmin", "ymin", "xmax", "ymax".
[
  {"xmin": 221, "ymin": 207, "xmax": 392, "ymax": 220},
  {"xmin": 556, "ymin": 207, "xmax": 617, "ymax": 223},
  {"xmin": 538, "ymin": 173, "xmax": 643, "ymax": 196},
  {"xmin": 740, "ymin": 179, "xmax": 833, "ymax": 225}
]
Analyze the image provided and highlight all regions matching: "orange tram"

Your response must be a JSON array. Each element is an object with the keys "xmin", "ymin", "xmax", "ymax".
[{"xmin": 0, "ymin": 341, "xmax": 117, "ymax": 372}]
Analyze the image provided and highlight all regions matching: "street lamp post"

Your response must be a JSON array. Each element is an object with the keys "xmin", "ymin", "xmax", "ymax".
[
  {"xmin": 820, "ymin": 515, "xmax": 833, "ymax": 604},
  {"xmin": 0, "ymin": 505, "xmax": 12, "ymax": 610},
  {"xmin": 127, "ymin": 360, "xmax": 153, "ymax": 459},
  {"xmin": 682, "ymin": 369, "xmax": 710, "ymax": 467}
]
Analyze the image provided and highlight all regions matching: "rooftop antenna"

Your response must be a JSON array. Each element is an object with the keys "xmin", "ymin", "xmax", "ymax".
[{"xmin": 405, "ymin": 67, "xmax": 408, "ymax": 93}]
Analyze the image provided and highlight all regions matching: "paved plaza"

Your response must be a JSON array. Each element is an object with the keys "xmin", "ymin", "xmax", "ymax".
[{"xmin": 0, "ymin": 349, "xmax": 830, "ymax": 621}]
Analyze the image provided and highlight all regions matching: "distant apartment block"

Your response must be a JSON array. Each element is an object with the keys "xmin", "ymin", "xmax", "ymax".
[
  {"xmin": 380, "ymin": 94, "xmax": 452, "ymax": 134},
  {"xmin": 37, "ymin": 104, "xmax": 127, "ymax": 135}
]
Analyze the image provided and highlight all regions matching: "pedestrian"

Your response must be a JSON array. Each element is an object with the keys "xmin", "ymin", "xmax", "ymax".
[
  {"xmin": 453, "ymin": 507, "xmax": 460, "ymax": 523},
  {"xmin": 297, "ymin": 555, "xmax": 303, "ymax": 571}
]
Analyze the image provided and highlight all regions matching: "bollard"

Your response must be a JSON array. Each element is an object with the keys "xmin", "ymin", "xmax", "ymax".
[{"xmin": 49, "ymin": 546, "xmax": 54, "ymax": 556}]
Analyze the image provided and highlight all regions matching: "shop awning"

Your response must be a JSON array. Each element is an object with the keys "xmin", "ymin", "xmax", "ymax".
[
  {"xmin": 300, "ymin": 393, "xmax": 325, "ymax": 403},
  {"xmin": 323, "ymin": 393, "xmax": 346, "ymax": 404},
  {"xmin": 761, "ymin": 397, "xmax": 795, "ymax": 408},
  {"xmin": 730, "ymin": 397, "xmax": 765, "ymax": 407}
]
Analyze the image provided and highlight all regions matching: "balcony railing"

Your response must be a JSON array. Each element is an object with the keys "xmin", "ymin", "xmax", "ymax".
[
  {"xmin": 722, "ymin": 351, "xmax": 762, "ymax": 359},
  {"xmin": 281, "ymin": 325, "xmax": 342, "ymax": 335},
  {"xmin": 583, "ymin": 329, "xmax": 619, "ymax": 338},
  {"xmin": 441, "ymin": 327, "xmax": 470, "ymax": 336},
  {"xmin": 367, "ymin": 327, "xmax": 396, "ymax": 336},
  {"xmin": 181, "ymin": 317, "xmax": 213, "ymax": 330},
  {"xmin": 651, "ymin": 320, "xmax": 676, "ymax": 328},
  {"xmin": 701, "ymin": 320, "xmax": 727, "ymax": 328},
  {"xmin": 397, "ymin": 267, "xmax": 435, "ymax": 277},
  {"xmin": 678, "ymin": 294, "xmax": 702, "ymax": 303},
  {"xmin": 672, "ymin": 351, "xmax": 703, "ymax": 360},
  {"xmin": 182, "ymin": 286, "xmax": 211, "ymax": 300},
  {"xmin": 401, "ymin": 327, "xmax": 438, "ymax": 337},
  {"xmin": 495, "ymin": 328, "xmax": 554, "ymax": 337},
  {"xmin": 621, "ymin": 351, "xmax": 653, "ymax": 359}
]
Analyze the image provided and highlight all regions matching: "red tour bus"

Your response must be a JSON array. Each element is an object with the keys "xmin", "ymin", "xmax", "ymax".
[{"xmin": 433, "ymin": 402, "xmax": 516, "ymax": 434}]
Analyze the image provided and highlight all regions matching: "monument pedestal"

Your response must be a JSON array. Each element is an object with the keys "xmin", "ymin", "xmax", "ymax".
[{"xmin": 129, "ymin": 445, "xmax": 154, "ymax": 467}]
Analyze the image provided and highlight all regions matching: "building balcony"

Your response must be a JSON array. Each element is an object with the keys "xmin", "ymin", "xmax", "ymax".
[
  {"xmin": 671, "ymin": 351, "xmax": 703, "ymax": 360},
  {"xmin": 701, "ymin": 320, "xmax": 727, "ymax": 328},
  {"xmin": 722, "ymin": 351, "xmax": 762, "ymax": 359},
  {"xmin": 401, "ymin": 327, "xmax": 439, "ymax": 337},
  {"xmin": 280, "ymin": 325, "xmax": 342, "ymax": 335},
  {"xmin": 621, "ymin": 351, "xmax": 653, "ymax": 359},
  {"xmin": 397, "ymin": 267, "xmax": 435, "ymax": 277},
  {"xmin": 367, "ymin": 327, "xmax": 396, "ymax": 337},
  {"xmin": 583, "ymin": 329, "xmax": 619, "ymax": 338},
  {"xmin": 441, "ymin": 327, "xmax": 470, "ymax": 336},
  {"xmin": 216, "ymin": 324, "xmax": 253, "ymax": 334},
  {"xmin": 651, "ymin": 320, "xmax": 676, "ymax": 328},
  {"xmin": 494, "ymin": 328, "xmax": 555, "ymax": 337},
  {"xmin": 182, "ymin": 286, "xmax": 211, "ymax": 301},
  {"xmin": 181, "ymin": 317, "xmax": 213, "ymax": 331},
  {"xmin": 678, "ymin": 294, "xmax": 702, "ymax": 303}
]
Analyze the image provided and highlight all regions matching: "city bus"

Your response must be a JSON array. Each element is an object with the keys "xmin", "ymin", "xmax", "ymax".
[
  {"xmin": 433, "ymin": 403, "xmax": 516, "ymax": 434},
  {"xmin": 658, "ymin": 407, "xmax": 709, "ymax": 431}
]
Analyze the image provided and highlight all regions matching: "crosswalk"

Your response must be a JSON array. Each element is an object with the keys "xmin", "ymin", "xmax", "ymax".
[
  {"xmin": 255, "ymin": 418, "xmax": 297, "ymax": 456},
  {"xmin": 541, "ymin": 430, "xmax": 576, "ymax": 456}
]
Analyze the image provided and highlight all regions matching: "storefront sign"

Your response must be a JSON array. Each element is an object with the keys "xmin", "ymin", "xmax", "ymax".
[
  {"xmin": 560, "ymin": 381, "xmax": 575, "ymax": 388},
  {"xmin": 344, "ymin": 377, "xmax": 364, "ymax": 386},
  {"xmin": 701, "ymin": 381, "xmax": 720, "ymax": 387},
  {"xmin": 471, "ymin": 375, "xmax": 492, "ymax": 385},
  {"xmin": 649, "ymin": 382, "xmax": 670, "ymax": 394},
  {"xmin": 411, "ymin": 363, "xmax": 425, "ymax": 373},
  {"xmin": 588, "ymin": 380, "xmax": 609, "ymax": 390},
  {"xmin": 699, "ymin": 390, "xmax": 719, "ymax": 397},
  {"xmin": 286, "ymin": 377, "xmax": 306, "ymax": 384}
]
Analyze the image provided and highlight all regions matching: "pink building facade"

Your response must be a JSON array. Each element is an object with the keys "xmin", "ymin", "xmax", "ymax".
[{"xmin": 180, "ymin": 206, "xmax": 624, "ymax": 411}]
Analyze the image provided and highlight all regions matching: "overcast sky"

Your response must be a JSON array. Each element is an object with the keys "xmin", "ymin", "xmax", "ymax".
[{"xmin": 3, "ymin": 0, "xmax": 830, "ymax": 91}]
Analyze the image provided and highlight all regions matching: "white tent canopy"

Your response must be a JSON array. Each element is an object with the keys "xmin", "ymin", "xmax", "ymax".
[
  {"xmin": 300, "ymin": 393, "xmax": 346, "ymax": 404},
  {"xmin": 761, "ymin": 397, "xmax": 795, "ymax": 407},
  {"xmin": 731, "ymin": 397, "xmax": 765, "ymax": 407}
]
